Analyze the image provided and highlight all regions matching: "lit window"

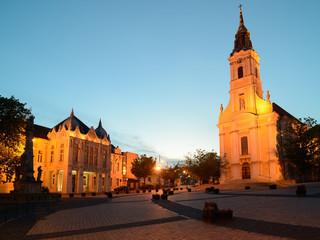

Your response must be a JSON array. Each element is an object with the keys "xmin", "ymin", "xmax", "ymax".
[
  {"xmin": 38, "ymin": 150, "xmax": 43, "ymax": 163},
  {"xmin": 241, "ymin": 137, "xmax": 248, "ymax": 155}
]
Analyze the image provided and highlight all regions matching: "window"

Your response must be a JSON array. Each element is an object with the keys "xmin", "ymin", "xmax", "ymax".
[
  {"xmin": 148, "ymin": 177, "xmax": 151, "ymax": 182},
  {"xmin": 85, "ymin": 146, "xmax": 89, "ymax": 164},
  {"xmin": 116, "ymin": 178, "xmax": 119, "ymax": 186},
  {"xmin": 239, "ymin": 94, "xmax": 245, "ymax": 110},
  {"xmin": 238, "ymin": 66, "xmax": 243, "ymax": 79},
  {"xmin": 83, "ymin": 176, "xmax": 87, "ymax": 186},
  {"xmin": 117, "ymin": 162, "xmax": 120, "ymax": 172},
  {"xmin": 89, "ymin": 147, "xmax": 93, "ymax": 164},
  {"xmin": 94, "ymin": 148, "xmax": 98, "ymax": 164},
  {"xmin": 103, "ymin": 150, "xmax": 107, "ymax": 166},
  {"xmin": 37, "ymin": 150, "xmax": 43, "ymax": 163},
  {"xmin": 241, "ymin": 137, "xmax": 248, "ymax": 155},
  {"xmin": 50, "ymin": 150, "xmax": 54, "ymax": 163},
  {"xmin": 73, "ymin": 149, "xmax": 79, "ymax": 162},
  {"xmin": 60, "ymin": 149, "xmax": 64, "ymax": 162}
]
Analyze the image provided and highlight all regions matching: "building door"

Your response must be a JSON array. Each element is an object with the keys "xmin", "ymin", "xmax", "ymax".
[
  {"xmin": 72, "ymin": 174, "xmax": 76, "ymax": 193},
  {"xmin": 242, "ymin": 163, "xmax": 251, "ymax": 179}
]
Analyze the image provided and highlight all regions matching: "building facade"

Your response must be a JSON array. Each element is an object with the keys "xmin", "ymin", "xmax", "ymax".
[
  {"xmin": 0, "ymin": 110, "xmax": 139, "ymax": 194},
  {"xmin": 218, "ymin": 9, "xmax": 291, "ymax": 183}
]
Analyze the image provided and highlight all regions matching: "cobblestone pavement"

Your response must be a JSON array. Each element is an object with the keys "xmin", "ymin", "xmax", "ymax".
[{"xmin": 0, "ymin": 183, "xmax": 319, "ymax": 240}]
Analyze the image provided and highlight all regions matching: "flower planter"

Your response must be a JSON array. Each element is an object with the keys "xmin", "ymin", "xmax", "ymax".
[
  {"xmin": 155, "ymin": 189, "xmax": 159, "ymax": 192},
  {"xmin": 91, "ymin": 192, "xmax": 96, "ymax": 196},
  {"xmin": 161, "ymin": 194, "xmax": 168, "ymax": 200},
  {"xmin": 81, "ymin": 193, "xmax": 86, "ymax": 197},
  {"xmin": 115, "ymin": 191, "xmax": 119, "ymax": 194},
  {"xmin": 218, "ymin": 209, "xmax": 233, "ymax": 220},
  {"xmin": 214, "ymin": 189, "xmax": 220, "ymax": 194},
  {"xmin": 180, "ymin": 188, "xmax": 183, "ymax": 190},
  {"xmin": 142, "ymin": 189, "xmax": 146, "ymax": 193},
  {"xmin": 269, "ymin": 184, "xmax": 277, "ymax": 190},
  {"xmin": 107, "ymin": 192, "xmax": 113, "ymax": 198},
  {"xmin": 296, "ymin": 185, "xmax": 306, "ymax": 197},
  {"xmin": 245, "ymin": 186, "xmax": 250, "ymax": 190},
  {"xmin": 126, "ymin": 190, "xmax": 129, "ymax": 194},
  {"xmin": 152, "ymin": 194, "xmax": 160, "ymax": 200},
  {"xmin": 148, "ymin": 189, "xmax": 152, "ymax": 193},
  {"xmin": 136, "ymin": 190, "xmax": 140, "ymax": 193},
  {"xmin": 203, "ymin": 202, "xmax": 219, "ymax": 222},
  {"xmin": 69, "ymin": 193, "xmax": 74, "ymax": 198},
  {"xmin": 188, "ymin": 188, "xmax": 191, "ymax": 192},
  {"xmin": 168, "ymin": 190, "xmax": 174, "ymax": 195}
]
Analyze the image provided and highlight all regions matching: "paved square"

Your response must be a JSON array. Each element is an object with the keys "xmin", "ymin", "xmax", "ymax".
[{"xmin": 1, "ymin": 184, "xmax": 319, "ymax": 239}]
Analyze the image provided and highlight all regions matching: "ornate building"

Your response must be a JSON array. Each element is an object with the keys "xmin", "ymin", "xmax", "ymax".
[
  {"xmin": 218, "ymin": 8, "xmax": 292, "ymax": 182},
  {"xmin": 0, "ymin": 110, "xmax": 139, "ymax": 194}
]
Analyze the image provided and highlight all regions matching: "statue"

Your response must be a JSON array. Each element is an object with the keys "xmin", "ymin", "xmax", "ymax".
[
  {"xmin": 37, "ymin": 166, "xmax": 42, "ymax": 182},
  {"xmin": 266, "ymin": 91, "xmax": 270, "ymax": 103},
  {"xmin": 220, "ymin": 104, "xmax": 223, "ymax": 113}
]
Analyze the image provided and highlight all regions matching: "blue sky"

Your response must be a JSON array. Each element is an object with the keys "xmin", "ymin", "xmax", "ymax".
[{"xmin": 1, "ymin": 1, "xmax": 320, "ymax": 165}]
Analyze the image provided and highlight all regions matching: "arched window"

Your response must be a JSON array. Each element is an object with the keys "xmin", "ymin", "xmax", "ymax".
[
  {"xmin": 241, "ymin": 136, "xmax": 248, "ymax": 155},
  {"xmin": 238, "ymin": 66, "xmax": 243, "ymax": 79},
  {"xmin": 255, "ymin": 67, "xmax": 258, "ymax": 78}
]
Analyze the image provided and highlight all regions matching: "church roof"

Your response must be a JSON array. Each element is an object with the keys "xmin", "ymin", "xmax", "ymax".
[
  {"xmin": 95, "ymin": 119, "xmax": 110, "ymax": 140},
  {"xmin": 34, "ymin": 124, "xmax": 51, "ymax": 139},
  {"xmin": 53, "ymin": 109, "xmax": 90, "ymax": 134},
  {"xmin": 272, "ymin": 103, "xmax": 296, "ymax": 120},
  {"xmin": 230, "ymin": 8, "xmax": 254, "ymax": 56}
]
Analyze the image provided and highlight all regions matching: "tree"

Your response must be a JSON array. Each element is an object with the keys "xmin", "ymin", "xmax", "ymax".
[
  {"xmin": 0, "ymin": 95, "xmax": 31, "ymax": 183},
  {"xmin": 277, "ymin": 117, "xmax": 320, "ymax": 181},
  {"xmin": 160, "ymin": 163, "xmax": 181, "ymax": 187},
  {"xmin": 184, "ymin": 149, "xmax": 220, "ymax": 184},
  {"xmin": 130, "ymin": 154, "xmax": 156, "ymax": 185}
]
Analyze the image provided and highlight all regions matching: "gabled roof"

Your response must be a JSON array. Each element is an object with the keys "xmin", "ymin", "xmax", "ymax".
[
  {"xmin": 272, "ymin": 103, "xmax": 296, "ymax": 120},
  {"xmin": 34, "ymin": 124, "xmax": 51, "ymax": 139},
  {"xmin": 53, "ymin": 109, "xmax": 90, "ymax": 134}
]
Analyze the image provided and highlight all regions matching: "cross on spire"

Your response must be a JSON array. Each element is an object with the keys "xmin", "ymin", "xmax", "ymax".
[{"xmin": 238, "ymin": 4, "xmax": 243, "ymax": 10}]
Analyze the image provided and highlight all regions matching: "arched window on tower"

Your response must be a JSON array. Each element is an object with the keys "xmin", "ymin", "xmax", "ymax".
[
  {"xmin": 255, "ymin": 67, "xmax": 258, "ymax": 78},
  {"xmin": 241, "ymin": 136, "xmax": 248, "ymax": 155},
  {"xmin": 238, "ymin": 66, "xmax": 243, "ymax": 79}
]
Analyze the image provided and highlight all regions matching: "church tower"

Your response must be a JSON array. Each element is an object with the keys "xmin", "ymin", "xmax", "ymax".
[{"xmin": 217, "ymin": 7, "xmax": 282, "ymax": 183}]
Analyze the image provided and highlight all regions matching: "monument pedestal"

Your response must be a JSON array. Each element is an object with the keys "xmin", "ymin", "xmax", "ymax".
[{"xmin": 14, "ymin": 180, "xmax": 42, "ymax": 193}]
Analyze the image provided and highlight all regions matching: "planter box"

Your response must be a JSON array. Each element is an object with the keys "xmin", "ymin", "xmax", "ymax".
[
  {"xmin": 142, "ymin": 190, "xmax": 146, "ymax": 193},
  {"xmin": 188, "ymin": 188, "xmax": 191, "ymax": 192},
  {"xmin": 69, "ymin": 193, "xmax": 74, "ymax": 198},
  {"xmin": 115, "ymin": 191, "xmax": 119, "ymax": 195},
  {"xmin": 245, "ymin": 186, "xmax": 250, "ymax": 190},
  {"xmin": 136, "ymin": 190, "xmax": 140, "ymax": 193},
  {"xmin": 218, "ymin": 209, "xmax": 233, "ymax": 220},
  {"xmin": 161, "ymin": 194, "xmax": 168, "ymax": 200},
  {"xmin": 152, "ymin": 194, "xmax": 160, "ymax": 200},
  {"xmin": 180, "ymin": 188, "xmax": 183, "ymax": 190},
  {"xmin": 107, "ymin": 192, "xmax": 113, "ymax": 198},
  {"xmin": 168, "ymin": 191, "xmax": 174, "ymax": 195},
  {"xmin": 91, "ymin": 192, "xmax": 96, "ymax": 196},
  {"xmin": 214, "ymin": 189, "xmax": 220, "ymax": 194},
  {"xmin": 296, "ymin": 185, "xmax": 307, "ymax": 197},
  {"xmin": 81, "ymin": 193, "xmax": 86, "ymax": 197},
  {"xmin": 148, "ymin": 189, "xmax": 152, "ymax": 192},
  {"xmin": 269, "ymin": 184, "xmax": 277, "ymax": 190},
  {"xmin": 203, "ymin": 202, "xmax": 219, "ymax": 222}
]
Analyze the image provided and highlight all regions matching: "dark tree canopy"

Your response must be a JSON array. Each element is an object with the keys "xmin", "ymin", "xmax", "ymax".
[
  {"xmin": 0, "ymin": 95, "xmax": 31, "ymax": 183},
  {"xmin": 160, "ymin": 163, "xmax": 181, "ymax": 186},
  {"xmin": 277, "ymin": 117, "xmax": 320, "ymax": 181},
  {"xmin": 130, "ymin": 154, "xmax": 156, "ymax": 185},
  {"xmin": 184, "ymin": 149, "xmax": 220, "ymax": 184}
]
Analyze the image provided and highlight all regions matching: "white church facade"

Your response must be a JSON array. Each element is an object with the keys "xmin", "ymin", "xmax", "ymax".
[{"xmin": 218, "ymin": 8, "xmax": 292, "ymax": 183}]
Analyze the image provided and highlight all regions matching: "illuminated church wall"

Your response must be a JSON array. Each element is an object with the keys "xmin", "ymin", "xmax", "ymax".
[{"xmin": 218, "ymin": 9, "xmax": 284, "ymax": 182}]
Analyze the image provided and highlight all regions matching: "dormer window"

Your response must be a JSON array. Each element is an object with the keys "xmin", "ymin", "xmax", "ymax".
[{"xmin": 238, "ymin": 66, "xmax": 243, "ymax": 79}]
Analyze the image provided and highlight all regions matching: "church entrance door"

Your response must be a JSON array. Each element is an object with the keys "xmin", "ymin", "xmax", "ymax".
[{"xmin": 242, "ymin": 163, "xmax": 251, "ymax": 179}]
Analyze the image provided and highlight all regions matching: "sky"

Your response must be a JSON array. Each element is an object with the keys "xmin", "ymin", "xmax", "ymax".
[{"xmin": 1, "ymin": 1, "xmax": 320, "ymax": 166}]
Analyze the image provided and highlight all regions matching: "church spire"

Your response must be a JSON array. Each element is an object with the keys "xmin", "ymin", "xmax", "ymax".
[{"xmin": 230, "ymin": 6, "xmax": 254, "ymax": 56}]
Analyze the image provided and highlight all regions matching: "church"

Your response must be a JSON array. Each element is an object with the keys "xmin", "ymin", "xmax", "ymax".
[{"xmin": 218, "ymin": 8, "xmax": 293, "ymax": 183}]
